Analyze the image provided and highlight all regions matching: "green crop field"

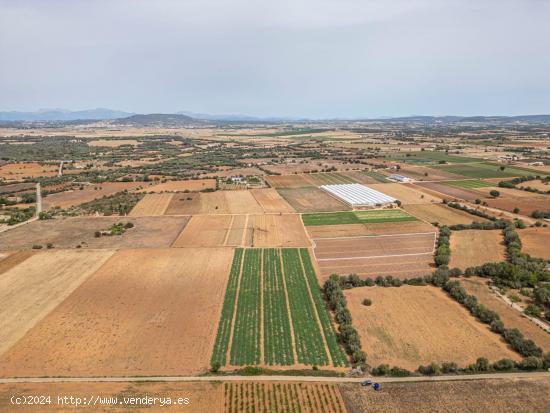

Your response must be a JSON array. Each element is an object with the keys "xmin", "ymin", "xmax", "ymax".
[
  {"xmin": 387, "ymin": 151, "xmax": 480, "ymax": 164},
  {"xmin": 362, "ymin": 170, "xmax": 391, "ymax": 183},
  {"xmin": 212, "ymin": 248, "xmax": 347, "ymax": 368},
  {"xmin": 307, "ymin": 172, "xmax": 357, "ymax": 185},
  {"xmin": 302, "ymin": 209, "xmax": 417, "ymax": 226},
  {"xmin": 445, "ymin": 179, "xmax": 494, "ymax": 189},
  {"xmin": 434, "ymin": 162, "xmax": 541, "ymax": 178}
]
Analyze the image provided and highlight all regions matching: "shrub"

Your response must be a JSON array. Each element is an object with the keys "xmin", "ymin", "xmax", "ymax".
[
  {"xmin": 441, "ymin": 362, "xmax": 459, "ymax": 373},
  {"xmin": 519, "ymin": 356, "xmax": 543, "ymax": 371},
  {"xmin": 371, "ymin": 364, "xmax": 390, "ymax": 376},
  {"xmin": 32, "ymin": 244, "xmax": 42, "ymax": 249},
  {"xmin": 418, "ymin": 363, "xmax": 440, "ymax": 376},
  {"xmin": 362, "ymin": 298, "xmax": 372, "ymax": 306},
  {"xmin": 492, "ymin": 358, "xmax": 515, "ymax": 371},
  {"xmin": 490, "ymin": 190, "xmax": 500, "ymax": 198},
  {"xmin": 524, "ymin": 304, "xmax": 542, "ymax": 318}
]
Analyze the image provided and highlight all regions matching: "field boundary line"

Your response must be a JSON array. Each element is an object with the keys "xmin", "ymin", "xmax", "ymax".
[
  {"xmin": 317, "ymin": 251, "xmax": 434, "ymax": 261},
  {"xmin": 298, "ymin": 250, "xmax": 333, "ymax": 367},
  {"xmin": 312, "ymin": 231, "xmax": 437, "ymax": 241},
  {"xmin": 223, "ymin": 215, "xmax": 236, "ymax": 246},
  {"xmin": 241, "ymin": 214, "xmax": 250, "ymax": 246},
  {"xmin": 3, "ymin": 371, "xmax": 548, "ymax": 384}
]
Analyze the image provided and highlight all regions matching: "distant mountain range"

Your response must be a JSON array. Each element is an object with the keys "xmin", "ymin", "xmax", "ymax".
[
  {"xmin": 0, "ymin": 108, "xmax": 134, "ymax": 121},
  {"xmin": 1, "ymin": 109, "xmax": 550, "ymax": 125}
]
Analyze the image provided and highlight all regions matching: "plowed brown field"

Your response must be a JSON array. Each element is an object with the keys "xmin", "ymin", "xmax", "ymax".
[
  {"xmin": 250, "ymin": 188, "xmax": 295, "ymax": 212},
  {"xmin": 43, "ymin": 182, "xmax": 147, "ymax": 209},
  {"xmin": 345, "ymin": 286, "xmax": 521, "ymax": 370},
  {"xmin": 0, "ymin": 250, "xmax": 34, "ymax": 274},
  {"xmin": 0, "ymin": 249, "xmax": 114, "ymax": 356},
  {"xmin": 0, "ymin": 248, "xmax": 234, "ymax": 377},
  {"xmin": 129, "ymin": 193, "xmax": 174, "ymax": 216},
  {"xmin": 340, "ymin": 378, "xmax": 550, "ymax": 413},
  {"xmin": 313, "ymin": 232, "xmax": 436, "ymax": 279},
  {"xmin": 461, "ymin": 277, "xmax": 550, "ymax": 352},
  {"xmin": 449, "ymin": 230, "xmax": 506, "ymax": 269},
  {"xmin": 277, "ymin": 188, "xmax": 350, "ymax": 212},
  {"xmin": 265, "ymin": 175, "xmax": 313, "ymax": 188},
  {"xmin": 414, "ymin": 181, "xmax": 484, "ymax": 201},
  {"xmin": 519, "ymin": 227, "xmax": 550, "ymax": 260}
]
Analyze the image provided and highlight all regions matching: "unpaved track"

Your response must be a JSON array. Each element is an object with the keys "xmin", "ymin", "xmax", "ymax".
[{"xmin": 1, "ymin": 371, "xmax": 548, "ymax": 384}]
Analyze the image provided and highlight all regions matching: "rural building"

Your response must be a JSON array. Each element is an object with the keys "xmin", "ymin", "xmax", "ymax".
[{"xmin": 389, "ymin": 173, "xmax": 411, "ymax": 183}]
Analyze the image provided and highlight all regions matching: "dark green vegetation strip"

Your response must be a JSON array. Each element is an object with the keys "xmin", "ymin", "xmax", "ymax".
[
  {"xmin": 434, "ymin": 162, "xmax": 542, "ymax": 178},
  {"xmin": 445, "ymin": 179, "xmax": 494, "ymax": 189},
  {"xmin": 263, "ymin": 248, "xmax": 294, "ymax": 365},
  {"xmin": 211, "ymin": 248, "xmax": 243, "ymax": 366},
  {"xmin": 300, "ymin": 249, "xmax": 349, "ymax": 367},
  {"xmin": 230, "ymin": 249, "xmax": 262, "ymax": 365},
  {"xmin": 302, "ymin": 209, "xmax": 417, "ymax": 226},
  {"xmin": 282, "ymin": 248, "xmax": 329, "ymax": 366}
]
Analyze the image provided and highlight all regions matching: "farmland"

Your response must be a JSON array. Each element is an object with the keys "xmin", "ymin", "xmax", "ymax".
[
  {"xmin": 387, "ymin": 151, "xmax": 480, "ymax": 164},
  {"xmin": 250, "ymin": 188, "xmax": 295, "ymax": 213},
  {"xmin": 277, "ymin": 187, "xmax": 351, "ymax": 212},
  {"xmin": 518, "ymin": 227, "xmax": 550, "ymax": 260},
  {"xmin": 449, "ymin": 230, "xmax": 506, "ymax": 269},
  {"xmin": 302, "ymin": 209, "xmax": 416, "ymax": 226},
  {"xmin": 433, "ymin": 162, "xmax": 542, "ymax": 178},
  {"xmin": 368, "ymin": 183, "xmax": 441, "ymax": 204},
  {"xmin": 172, "ymin": 214, "xmax": 310, "ymax": 248},
  {"xmin": 224, "ymin": 382, "xmax": 346, "ymax": 413},
  {"xmin": 0, "ymin": 250, "xmax": 114, "ymax": 355},
  {"xmin": 345, "ymin": 286, "xmax": 521, "ymax": 370},
  {"xmin": 403, "ymin": 203, "xmax": 483, "ymax": 225},
  {"xmin": 136, "ymin": 178, "xmax": 216, "ymax": 192},
  {"xmin": 313, "ymin": 232, "xmax": 436, "ymax": 279},
  {"xmin": 460, "ymin": 277, "xmax": 550, "ymax": 352},
  {"xmin": 340, "ymin": 378, "xmax": 550, "ymax": 413},
  {"xmin": 445, "ymin": 179, "xmax": 495, "ymax": 189},
  {"xmin": 211, "ymin": 248, "xmax": 348, "ymax": 368},
  {"xmin": 164, "ymin": 190, "xmax": 265, "ymax": 215},
  {"xmin": 0, "ymin": 248, "xmax": 234, "ymax": 377},
  {"xmin": 129, "ymin": 192, "xmax": 173, "ymax": 216}
]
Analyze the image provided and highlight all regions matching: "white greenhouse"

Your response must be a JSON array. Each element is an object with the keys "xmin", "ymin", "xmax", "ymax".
[{"xmin": 320, "ymin": 183, "xmax": 396, "ymax": 207}]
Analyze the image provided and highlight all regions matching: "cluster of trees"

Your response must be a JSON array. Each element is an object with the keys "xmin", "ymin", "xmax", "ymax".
[
  {"xmin": 442, "ymin": 280, "xmax": 543, "ymax": 358},
  {"xmin": 531, "ymin": 210, "xmax": 550, "ymax": 219},
  {"xmin": 499, "ymin": 175, "xmax": 550, "ymax": 194},
  {"xmin": 434, "ymin": 226, "xmax": 451, "ymax": 267},
  {"xmin": 336, "ymin": 273, "xmax": 462, "ymax": 290},
  {"xmin": 323, "ymin": 275, "xmax": 366, "ymax": 369},
  {"xmin": 449, "ymin": 220, "xmax": 509, "ymax": 231},
  {"xmin": 446, "ymin": 201, "xmax": 496, "ymax": 221}
]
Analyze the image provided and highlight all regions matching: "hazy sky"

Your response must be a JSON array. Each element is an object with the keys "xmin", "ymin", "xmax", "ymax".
[{"xmin": 1, "ymin": 0, "xmax": 549, "ymax": 117}]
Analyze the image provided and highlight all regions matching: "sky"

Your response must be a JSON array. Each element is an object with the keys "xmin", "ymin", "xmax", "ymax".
[{"xmin": 1, "ymin": 0, "xmax": 549, "ymax": 118}]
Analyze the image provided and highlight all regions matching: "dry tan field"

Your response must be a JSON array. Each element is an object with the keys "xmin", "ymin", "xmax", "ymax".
[
  {"xmin": 403, "ymin": 203, "xmax": 483, "ymax": 225},
  {"xmin": 0, "ymin": 216, "xmax": 188, "ymax": 250},
  {"xmin": 460, "ymin": 277, "xmax": 550, "ymax": 352},
  {"xmin": 517, "ymin": 179, "xmax": 550, "ymax": 191},
  {"xmin": 265, "ymin": 174, "xmax": 313, "ymax": 188},
  {"xmin": 0, "ymin": 250, "xmax": 34, "ymax": 274},
  {"xmin": 164, "ymin": 191, "xmax": 265, "ymax": 215},
  {"xmin": 480, "ymin": 192, "xmax": 550, "ymax": 216},
  {"xmin": 0, "ymin": 381, "xmax": 223, "ymax": 412},
  {"xmin": 202, "ymin": 166, "xmax": 266, "ymax": 178},
  {"xmin": 250, "ymin": 188, "xmax": 295, "ymax": 212},
  {"xmin": 0, "ymin": 249, "xmax": 114, "ymax": 356},
  {"xmin": 0, "ymin": 248, "xmax": 234, "ymax": 377},
  {"xmin": 277, "ymin": 188, "xmax": 350, "ymax": 212},
  {"xmin": 87, "ymin": 139, "xmax": 141, "ymax": 147},
  {"xmin": 340, "ymin": 378, "xmax": 550, "ymax": 413},
  {"xmin": 172, "ymin": 214, "xmax": 310, "ymax": 248},
  {"xmin": 136, "ymin": 179, "xmax": 216, "ymax": 193},
  {"xmin": 345, "ymin": 286, "xmax": 521, "ymax": 370},
  {"xmin": 0, "ymin": 162, "xmax": 58, "ymax": 181},
  {"xmin": 449, "ymin": 230, "xmax": 506, "ymax": 269},
  {"xmin": 518, "ymin": 227, "xmax": 550, "ymax": 260},
  {"xmin": 368, "ymin": 183, "xmax": 441, "ymax": 204},
  {"xmin": 43, "ymin": 181, "xmax": 147, "ymax": 209},
  {"xmin": 129, "ymin": 193, "xmax": 174, "ymax": 216}
]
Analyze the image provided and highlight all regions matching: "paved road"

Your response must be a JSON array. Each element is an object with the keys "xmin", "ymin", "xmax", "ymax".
[{"xmin": 1, "ymin": 371, "xmax": 549, "ymax": 385}]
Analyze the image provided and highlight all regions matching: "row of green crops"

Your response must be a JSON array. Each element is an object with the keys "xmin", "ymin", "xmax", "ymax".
[
  {"xmin": 434, "ymin": 162, "xmax": 541, "ymax": 178},
  {"xmin": 299, "ymin": 249, "xmax": 349, "ymax": 367},
  {"xmin": 230, "ymin": 248, "xmax": 262, "ymax": 365},
  {"xmin": 302, "ymin": 209, "xmax": 417, "ymax": 226},
  {"xmin": 362, "ymin": 170, "xmax": 391, "ymax": 183},
  {"xmin": 211, "ymin": 248, "xmax": 243, "ymax": 366},
  {"xmin": 445, "ymin": 179, "xmax": 494, "ymax": 189},
  {"xmin": 281, "ymin": 248, "xmax": 329, "ymax": 366},
  {"xmin": 263, "ymin": 248, "xmax": 294, "ymax": 365}
]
